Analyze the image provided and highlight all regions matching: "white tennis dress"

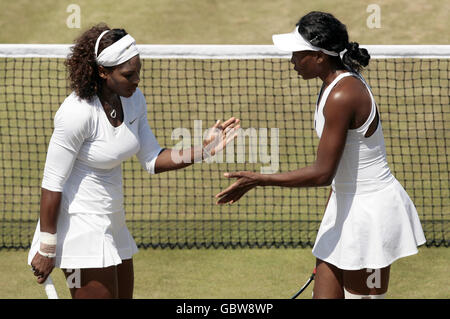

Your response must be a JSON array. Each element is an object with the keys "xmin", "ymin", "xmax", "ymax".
[
  {"xmin": 28, "ymin": 88, "xmax": 162, "ymax": 269},
  {"xmin": 311, "ymin": 72, "xmax": 426, "ymax": 270}
]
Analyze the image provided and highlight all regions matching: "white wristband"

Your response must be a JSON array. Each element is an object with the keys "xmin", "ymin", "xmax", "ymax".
[
  {"xmin": 38, "ymin": 249, "xmax": 56, "ymax": 258},
  {"xmin": 40, "ymin": 232, "xmax": 57, "ymax": 245},
  {"xmin": 39, "ymin": 232, "xmax": 57, "ymax": 258}
]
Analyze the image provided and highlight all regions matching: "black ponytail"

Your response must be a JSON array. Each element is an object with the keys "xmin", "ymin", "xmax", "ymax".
[
  {"xmin": 342, "ymin": 42, "xmax": 370, "ymax": 73},
  {"xmin": 297, "ymin": 11, "xmax": 370, "ymax": 73}
]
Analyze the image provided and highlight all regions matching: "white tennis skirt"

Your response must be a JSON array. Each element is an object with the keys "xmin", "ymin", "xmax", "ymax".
[
  {"xmin": 28, "ymin": 211, "xmax": 138, "ymax": 269},
  {"xmin": 312, "ymin": 178, "xmax": 426, "ymax": 270}
]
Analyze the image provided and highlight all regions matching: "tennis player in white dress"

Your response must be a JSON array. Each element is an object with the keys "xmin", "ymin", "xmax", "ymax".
[
  {"xmin": 216, "ymin": 11, "xmax": 425, "ymax": 298},
  {"xmin": 29, "ymin": 24, "xmax": 239, "ymax": 298}
]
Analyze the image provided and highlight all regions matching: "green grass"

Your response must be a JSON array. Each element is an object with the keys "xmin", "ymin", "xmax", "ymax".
[
  {"xmin": 0, "ymin": 0, "xmax": 449, "ymax": 300},
  {"xmin": 0, "ymin": 0, "xmax": 448, "ymax": 44},
  {"xmin": 1, "ymin": 57, "xmax": 448, "ymax": 249},
  {"xmin": 2, "ymin": 247, "xmax": 448, "ymax": 299}
]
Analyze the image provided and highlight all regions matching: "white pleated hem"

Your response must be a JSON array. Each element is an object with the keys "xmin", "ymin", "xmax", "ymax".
[
  {"xmin": 28, "ymin": 211, "xmax": 139, "ymax": 269},
  {"xmin": 28, "ymin": 240, "xmax": 138, "ymax": 269},
  {"xmin": 312, "ymin": 178, "xmax": 426, "ymax": 270},
  {"xmin": 313, "ymin": 242, "xmax": 425, "ymax": 271}
]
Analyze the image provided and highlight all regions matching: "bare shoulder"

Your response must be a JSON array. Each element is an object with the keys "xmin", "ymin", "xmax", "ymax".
[
  {"xmin": 327, "ymin": 76, "xmax": 369, "ymax": 107},
  {"xmin": 321, "ymin": 77, "xmax": 368, "ymax": 131},
  {"xmin": 324, "ymin": 75, "xmax": 373, "ymax": 131}
]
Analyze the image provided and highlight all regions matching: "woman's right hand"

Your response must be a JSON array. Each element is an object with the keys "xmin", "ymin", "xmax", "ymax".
[
  {"xmin": 30, "ymin": 252, "xmax": 55, "ymax": 284},
  {"xmin": 34, "ymin": 189, "xmax": 61, "ymax": 284}
]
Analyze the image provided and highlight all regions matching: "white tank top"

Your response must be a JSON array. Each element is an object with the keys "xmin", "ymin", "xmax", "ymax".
[{"xmin": 314, "ymin": 72, "xmax": 395, "ymax": 194}]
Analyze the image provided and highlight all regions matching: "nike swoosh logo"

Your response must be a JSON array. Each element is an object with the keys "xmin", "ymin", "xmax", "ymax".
[{"xmin": 129, "ymin": 118, "xmax": 138, "ymax": 125}]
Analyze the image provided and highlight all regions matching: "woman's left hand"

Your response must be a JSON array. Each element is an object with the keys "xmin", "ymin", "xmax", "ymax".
[
  {"xmin": 203, "ymin": 117, "xmax": 240, "ymax": 159},
  {"xmin": 215, "ymin": 171, "xmax": 262, "ymax": 204}
]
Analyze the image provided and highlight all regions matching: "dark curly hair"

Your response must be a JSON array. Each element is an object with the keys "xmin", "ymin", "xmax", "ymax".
[
  {"xmin": 65, "ymin": 23, "xmax": 128, "ymax": 100},
  {"xmin": 297, "ymin": 11, "xmax": 370, "ymax": 72}
]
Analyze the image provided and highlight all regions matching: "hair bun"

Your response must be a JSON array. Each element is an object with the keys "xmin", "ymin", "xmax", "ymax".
[
  {"xmin": 346, "ymin": 42, "xmax": 359, "ymax": 51},
  {"xmin": 342, "ymin": 41, "xmax": 370, "ymax": 72}
]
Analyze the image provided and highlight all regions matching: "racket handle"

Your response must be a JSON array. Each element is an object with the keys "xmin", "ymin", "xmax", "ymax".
[{"xmin": 44, "ymin": 275, "xmax": 59, "ymax": 299}]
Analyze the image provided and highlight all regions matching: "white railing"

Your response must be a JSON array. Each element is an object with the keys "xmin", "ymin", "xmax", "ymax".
[{"xmin": 0, "ymin": 44, "xmax": 449, "ymax": 59}]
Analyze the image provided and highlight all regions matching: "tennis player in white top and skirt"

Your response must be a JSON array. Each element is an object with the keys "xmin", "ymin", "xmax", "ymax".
[
  {"xmin": 216, "ymin": 12, "xmax": 425, "ymax": 298},
  {"xmin": 29, "ymin": 23, "xmax": 240, "ymax": 298}
]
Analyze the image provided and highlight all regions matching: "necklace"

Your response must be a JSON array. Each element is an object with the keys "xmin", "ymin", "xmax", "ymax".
[{"xmin": 100, "ymin": 95, "xmax": 120, "ymax": 119}]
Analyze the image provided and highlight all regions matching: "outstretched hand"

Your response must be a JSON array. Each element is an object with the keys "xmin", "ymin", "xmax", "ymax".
[
  {"xmin": 203, "ymin": 117, "xmax": 240, "ymax": 159},
  {"xmin": 215, "ymin": 171, "xmax": 262, "ymax": 204}
]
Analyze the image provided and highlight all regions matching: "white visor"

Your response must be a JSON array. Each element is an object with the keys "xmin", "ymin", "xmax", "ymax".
[
  {"xmin": 272, "ymin": 26, "xmax": 339, "ymax": 56},
  {"xmin": 95, "ymin": 31, "xmax": 140, "ymax": 67}
]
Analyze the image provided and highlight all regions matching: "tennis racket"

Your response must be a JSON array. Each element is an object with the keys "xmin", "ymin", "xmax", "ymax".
[
  {"xmin": 44, "ymin": 275, "xmax": 59, "ymax": 299},
  {"xmin": 291, "ymin": 268, "xmax": 316, "ymax": 299}
]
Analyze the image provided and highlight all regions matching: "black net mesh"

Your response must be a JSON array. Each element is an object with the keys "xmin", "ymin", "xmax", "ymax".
[{"xmin": 0, "ymin": 56, "xmax": 448, "ymax": 249}]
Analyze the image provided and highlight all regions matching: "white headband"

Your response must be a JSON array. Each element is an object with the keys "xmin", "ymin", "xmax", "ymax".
[
  {"xmin": 95, "ymin": 30, "xmax": 139, "ymax": 67},
  {"xmin": 272, "ymin": 26, "xmax": 340, "ymax": 56}
]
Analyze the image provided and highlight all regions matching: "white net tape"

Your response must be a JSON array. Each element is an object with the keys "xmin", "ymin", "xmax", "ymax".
[{"xmin": 0, "ymin": 44, "xmax": 449, "ymax": 59}]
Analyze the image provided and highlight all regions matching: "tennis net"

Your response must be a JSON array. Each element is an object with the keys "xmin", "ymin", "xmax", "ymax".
[{"xmin": 0, "ymin": 44, "xmax": 448, "ymax": 249}]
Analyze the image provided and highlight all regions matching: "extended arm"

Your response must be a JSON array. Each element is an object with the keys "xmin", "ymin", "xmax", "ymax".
[
  {"xmin": 153, "ymin": 118, "xmax": 240, "ymax": 174},
  {"xmin": 154, "ymin": 147, "xmax": 203, "ymax": 174},
  {"xmin": 216, "ymin": 87, "xmax": 355, "ymax": 204},
  {"xmin": 135, "ymin": 89, "xmax": 240, "ymax": 175}
]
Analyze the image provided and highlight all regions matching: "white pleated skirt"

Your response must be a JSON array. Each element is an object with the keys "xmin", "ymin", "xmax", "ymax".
[
  {"xmin": 312, "ymin": 178, "xmax": 426, "ymax": 270},
  {"xmin": 28, "ymin": 210, "xmax": 138, "ymax": 269}
]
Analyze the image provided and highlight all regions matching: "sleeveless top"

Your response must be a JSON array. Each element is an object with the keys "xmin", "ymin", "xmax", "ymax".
[{"xmin": 314, "ymin": 72, "xmax": 395, "ymax": 194}]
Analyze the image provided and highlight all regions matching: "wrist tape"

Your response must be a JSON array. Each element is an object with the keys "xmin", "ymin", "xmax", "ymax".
[{"xmin": 39, "ymin": 232, "xmax": 57, "ymax": 258}]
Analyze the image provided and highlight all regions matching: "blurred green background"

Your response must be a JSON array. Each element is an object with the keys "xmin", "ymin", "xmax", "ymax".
[
  {"xmin": 0, "ymin": 0, "xmax": 448, "ymax": 299},
  {"xmin": 0, "ymin": 0, "xmax": 448, "ymax": 44}
]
